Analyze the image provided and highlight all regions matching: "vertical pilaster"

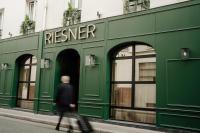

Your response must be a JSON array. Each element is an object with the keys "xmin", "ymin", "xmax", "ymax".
[{"xmin": 34, "ymin": 32, "xmax": 44, "ymax": 113}]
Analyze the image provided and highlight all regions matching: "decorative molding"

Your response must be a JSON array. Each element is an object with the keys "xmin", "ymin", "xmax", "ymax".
[
  {"xmin": 79, "ymin": 101, "xmax": 108, "ymax": 105},
  {"xmin": 108, "ymin": 26, "xmax": 200, "ymax": 41},
  {"xmin": 79, "ymin": 98, "xmax": 102, "ymax": 102},
  {"xmin": 159, "ymin": 113, "xmax": 200, "ymax": 132},
  {"xmin": 167, "ymin": 104, "xmax": 200, "ymax": 109},
  {"xmin": 160, "ymin": 124, "xmax": 200, "ymax": 132},
  {"xmin": 165, "ymin": 58, "xmax": 200, "ymax": 109},
  {"xmin": 85, "ymin": 94, "xmax": 99, "ymax": 97},
  {"xmin": 160, "ymin": 113, "xmax": 200, "ymax": 119},
  {"xmin": 38, "ymin": 109, "xmax": 51, "ymax": 112},
  {"xmin": 79, "ymin": 113, "xmax": 102, "ymax": 118},
  {"xmin": 39, "ymin": 101, "xmax": 52, "ymax": 104},
  {"xmin": 157, "ymin": 107, "xmax": 200, "ymax": 113}
]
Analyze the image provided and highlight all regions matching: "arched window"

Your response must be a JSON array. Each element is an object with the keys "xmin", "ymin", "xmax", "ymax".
[
  {"xmin": 110, "ymin": 44, "xmax": 156, "ymax": 124},
  {"xmin": 16, "ymin": 55, "xmax": 37, "ymax": 110}
]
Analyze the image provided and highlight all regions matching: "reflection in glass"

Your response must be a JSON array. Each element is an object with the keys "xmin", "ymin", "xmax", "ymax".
[
  {"xmin": 135, "ymin": 84, "xmax": 156, "ymax": 108},
  {"xmin": 25, "ymin": 58, "xmax": 31, "ymax": 65},
  {"xmin": 116, "ymin": 46, "xmax": 132, "ymax": 57},
  {"xmin": 111, "ymin": 108, "xmax": 156, "ymax": 124},
  {"xmin": 111, "ymin": 84, "xmax": 132, "ymax": 107},
  {"xmin": 135, "ymin": 45, "xmax": 155, "ymax": 56},
  {"xmin": 17, "ymin": 100, "xmax": 34, "ymax": 110},
  {"xmin": 112, "ymin": 59, "xmax": 132, "ymax": 81},
  {"xmin": 30, "ymin": 66, "xmax": 37, "ymax": 81},
  {"xmin": 32, "ymin": 56, "xmax": 37, "ymax": 64},
  {"xmin": 18, "ymin": 83, "xmax": 28, "ymax": 99},
  {"xmin": 29, "ymin": 83, "xmax": 35, "ymax": 99},
  {"xmin": 135, "ymin": 57, "xmax": 156, "ymax": 81},
  {"xmin": 19, "ymin": 66, "xmax": 30, "ymax": 81}
]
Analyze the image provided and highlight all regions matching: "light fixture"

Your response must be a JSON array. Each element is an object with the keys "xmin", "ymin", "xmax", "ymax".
[
  {"xmin": 8, "ymin": 32, "xmax": 12, "ymax": 37},
  {"xmin": 41, "ymin": 58, "xmax": 50, "ymax": 68},
  {"xmin": 85, "ymin": 54, "xmax": 96, "ymax": 66},
  {"xmin": 1, "ymin": 63, "xmax": 8, "ymax": 70},
  {"xmin": 97, "ymin": 11, "xmax": 102, "ymax": 19},
  {"xmin": 181, "ymin": 48, "xmax": 190, "ymax": 60}
]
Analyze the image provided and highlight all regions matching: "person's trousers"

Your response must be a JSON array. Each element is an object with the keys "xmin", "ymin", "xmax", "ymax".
[
  {"xmin": 56, "ymin": 105, "xmax": 73, "ymax": 131},
  {"xmin": 56, "ymin": 111, "xmax": 72, "ymax": 128}
]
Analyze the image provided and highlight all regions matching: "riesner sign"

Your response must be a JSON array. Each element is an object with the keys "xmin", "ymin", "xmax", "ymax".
[{"xmin": 45, "ymin": 24, "xmax": 96, "ymax": 45}]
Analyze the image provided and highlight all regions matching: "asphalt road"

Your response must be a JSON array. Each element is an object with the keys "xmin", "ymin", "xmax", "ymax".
[{"xmin": 0, "ymin": 116, "xmax": 76, "ymax": 133}]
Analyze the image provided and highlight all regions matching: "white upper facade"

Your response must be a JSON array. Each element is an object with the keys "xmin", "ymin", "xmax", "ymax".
[{"xmin": 0, "ymin": 0, "xmax": 188, "ymax": 39}]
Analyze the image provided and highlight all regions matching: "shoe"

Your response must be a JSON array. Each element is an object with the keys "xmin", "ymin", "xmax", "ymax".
[
  {"xmin": 67, "ymin": 129, "xmax": 73, "ymax": 133},
  {"xmin": 55, "ymin": 126, "xmax": 59, "ymax": 131},
  {"xmin": 69, "ymin": 125, "xmax": 73, "ymax": 130},
  {"xmin": 67, "ymin": 126, "xmax": 73, "ymax": 133}
]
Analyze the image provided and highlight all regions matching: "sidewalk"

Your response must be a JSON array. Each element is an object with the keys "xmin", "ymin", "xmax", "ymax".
[{"xmin": 0, "ymin": 108, "xmax": 164, "ymax": 133}]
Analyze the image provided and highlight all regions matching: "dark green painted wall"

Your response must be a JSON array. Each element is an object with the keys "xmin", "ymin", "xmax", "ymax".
[
  {"xmin": 0, "ymin": 0, "xmax": 200, "ymax": 132},
  {"xmin": 0, "ymin": 34, "xmax": 40, "ymax": 109}
]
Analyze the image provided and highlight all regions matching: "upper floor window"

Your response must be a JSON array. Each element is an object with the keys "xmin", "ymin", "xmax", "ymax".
[
  {"xmin": 0, "ymin": 10, "xmax": 4, "ymax": 39},
  {"xmin": 130, "ymin": 0, "xmax": 150, "ymax": 11},
  {"xmin": 63, "ymin": 1, "xmax": 81, "ymax": 26},
  {"xmin": 26, "ymin": 0, "xmax": 36, "ymax": 20},
  {"xmin": 70, "ymin": 0, "xmax": 82, "ymax": 9},
  {"xmin": 124, "ymin": 0, "xmax": 150, "ymax": 13}
]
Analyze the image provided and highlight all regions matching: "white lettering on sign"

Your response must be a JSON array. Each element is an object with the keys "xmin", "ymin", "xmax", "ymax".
[{"xmin": 45, "ymin": 24, "xmax": 96, "ymax": 45}]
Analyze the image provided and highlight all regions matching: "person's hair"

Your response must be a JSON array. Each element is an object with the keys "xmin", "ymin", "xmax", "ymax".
[{"xmin": 61, "ymin": 75, "xmax": 70, "ymax": 83}]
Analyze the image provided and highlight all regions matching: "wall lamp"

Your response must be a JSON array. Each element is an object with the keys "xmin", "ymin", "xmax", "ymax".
[
  {"xmin": 1, "ymin": 63, "xmax": 9, "ymax": 70},
  {"xmin": 41, "ymin": 58, "xmax": 51, "ymax": 68},
  {"xmin": 181, "ymin": 48, "xmax": 190, "ymax": 60},
  {"xmin": 97, "ymin": 11, "xmax": 102, "ymax": 19},
  {"xmin": 85, "ymin": 54, "xmax": 97, "ymax": 66}
]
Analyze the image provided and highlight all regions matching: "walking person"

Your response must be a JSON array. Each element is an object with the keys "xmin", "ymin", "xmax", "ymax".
[{"xmin": 54, "ymin": 75, "xmax": 75, "ymax": 133}]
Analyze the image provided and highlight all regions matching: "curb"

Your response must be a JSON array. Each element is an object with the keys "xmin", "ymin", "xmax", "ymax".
[{"xmin": 0, "ymin": 112, "xmax": 112, "ymax": 133}]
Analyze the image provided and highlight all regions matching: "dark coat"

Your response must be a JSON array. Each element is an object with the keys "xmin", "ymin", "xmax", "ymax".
[{"xmin": 55, "ymin": 83, "xmax": 74, "ymax": 106}]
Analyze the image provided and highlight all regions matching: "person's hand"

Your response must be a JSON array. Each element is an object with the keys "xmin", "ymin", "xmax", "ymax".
[{"xmin": 70, "ymin": 104, "xmax": 76, "ymax": 108}]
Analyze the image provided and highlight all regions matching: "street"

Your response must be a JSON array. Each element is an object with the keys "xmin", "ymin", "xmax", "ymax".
[{"xmin": 0, "ymin": 116, "xmax": 75, "ymax": 133}]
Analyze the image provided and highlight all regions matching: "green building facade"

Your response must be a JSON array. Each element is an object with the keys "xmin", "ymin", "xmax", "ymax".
[{"xmin": 0, "ymin": 1, "xmax": 200, "ymax": 132}]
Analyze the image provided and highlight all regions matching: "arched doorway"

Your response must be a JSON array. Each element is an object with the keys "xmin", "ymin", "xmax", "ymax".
[
  {"xmin": 56, "ymin": 49, "xmax": 80, "ymax": 111},
  {"xmin": 16, "ymin": 54, "xmax": 37, "ymax": 110},
  {"xmin": 110, "ymin": 43, "xmax": 156, "ymax": 124}
]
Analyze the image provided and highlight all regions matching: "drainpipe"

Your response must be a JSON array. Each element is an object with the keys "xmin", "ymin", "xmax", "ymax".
[
  {"xmin": 35, "ymin": 0, "xmax": 47, "ymax": 113},
  {"xmin": 42, "ymin": 0, "xmax": 48, "ymax": 30}
]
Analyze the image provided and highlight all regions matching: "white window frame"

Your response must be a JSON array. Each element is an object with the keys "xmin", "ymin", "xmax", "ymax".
[
  {"xmin": 70, "ymin": 0, "xmax": 82, "ymax": 9},
  {"xmin": 129, "ymin": 0, "xmax": 150, "ymax": 12},
  {"xmin": 26, "ymin": 0, "xmax": 36, "ymax": 21},
  {"xmin": 0, "ymin": 9, "xmax": 4, "ymax": 38}
]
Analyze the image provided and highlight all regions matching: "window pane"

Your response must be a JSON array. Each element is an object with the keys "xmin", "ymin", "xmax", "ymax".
[
  {"xmin": 29, "ymin": 1, "xmax": 34, "ymax": 20},
  {"xmin": 0, "ymin": 12, "xmax": 2, "ymax": 28},
  {"xmin": 111, "ymin": 108, "xmax": 155, "ymax": 124},
  {"xmin": 70, "ymin": 0, "xmax": 75, "ymax": 8},
  {"xmin": 111, "ymin": 84, "xmax": 132, "ymax": 107},
  {"xmin": 135, "ymin": 45, "xmax": 155, "ymax": 56},
  {"xmin": 135, "ymin": 57, "xmax": 156, "ymax": 81},
  {"xmin": 29, "ymin": 83, "xmax": 35, "ymax": 99},
  {"xmin": 112, "ymin": 59, "xmax": 132, "ymax": 81},
  {"xmin": 17, "ymin": 100, "xmax": 34, "ymax": 110},
  {"xmin": 134, "ymin": 84, "xmax": 156, "ymax": 108},
  {"xmin": 30, "ymin": 65, "xmax": 37, "ymax": 81},
  {"xmin": 116, "ymin": 46, "xmax": 132, "ymax": 57},
  {"xmin": 18, "ymin": 83, "xmax": 28, "ymax": 99},
  {"xmin": 25, "ymin": 58, "xmax": 31, "ymax": 65},
  {"xmin": 32, "ymin": 56, "xmax": 37, "ymax": 64},
  {"xmin": 19, "ymin": 66, "xmax": 30, "ymax": 81}
]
